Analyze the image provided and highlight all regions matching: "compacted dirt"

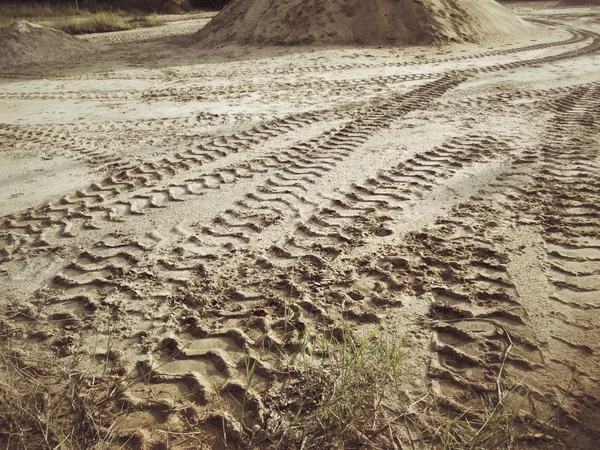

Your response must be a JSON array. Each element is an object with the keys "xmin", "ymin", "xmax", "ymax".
[{"xmin": 0, "ymin": 2, "xmax": 599, "ymax": 448}]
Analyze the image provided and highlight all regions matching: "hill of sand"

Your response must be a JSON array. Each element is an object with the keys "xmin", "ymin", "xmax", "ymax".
[
  {"xmin": 0, "ymin": 21, "xmax": 100, "ymax": 67},
  {"xmin": 196, "ymin": 0, "xmax": 531, "ymax": 46}
]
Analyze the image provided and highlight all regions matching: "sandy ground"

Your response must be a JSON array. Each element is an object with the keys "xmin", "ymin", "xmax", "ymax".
[{"xmin": 1, "ymin": 2, "xmax": 599, "ymax": 448}]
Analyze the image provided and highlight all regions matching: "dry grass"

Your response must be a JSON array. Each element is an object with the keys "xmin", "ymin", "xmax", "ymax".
[
  {"xmin": 251, "ymin": 322, "xmax": 565, "ymax": 450},
  {"xmin": 0, "ymin": 3, "xmax": 166, "ymax": 34},
  {"xmin": 0, "ymin": 2, "xmax": 80, "ymax": 20},
  {"xmin": 255, "ymin": 324, "xmax": 409, "ymax": 448},
  {"xmin": 0, "ymin": 317, "xmax": 570, "ymax": 449},
  {"xmin": 47, "ymin": 12, "xmax": 166, "ymax": 35},
  {"xmin": 0, "ymin": 340, "xmax": 127, "ymax": 450}
]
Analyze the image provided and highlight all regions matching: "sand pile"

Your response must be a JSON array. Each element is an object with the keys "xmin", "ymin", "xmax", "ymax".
[
  {"xmin": 0, "ymin": 21, "xmax": 99, "ymax": 67},
  {"xmin": 196, "ymin": 0, "xmax": 531, "ymax": 46}
]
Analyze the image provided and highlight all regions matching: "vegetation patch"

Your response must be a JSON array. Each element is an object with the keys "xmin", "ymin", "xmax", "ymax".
[
  {"xmin": 47, "ymin": 12, "xmax": 165, "ymax": 35},
  {"xmin": 0, "ymin": 319, "xmax": 569, "ymax": 449},
  {"xmin": 0, "ymin": 1, "xmax": 196, "ymax": 33},
  {"xmin": 0, "ymin": 339, "xmax": 126, "ymax": 450},
  {"xmin": 247, "ymin": 323, "xmax": 565, "ymax": 449}
]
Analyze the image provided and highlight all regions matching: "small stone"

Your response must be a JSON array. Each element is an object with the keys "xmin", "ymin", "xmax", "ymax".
[{"xmin": 347, "ymin": 290, "xmax": 365, "ymax": 301}]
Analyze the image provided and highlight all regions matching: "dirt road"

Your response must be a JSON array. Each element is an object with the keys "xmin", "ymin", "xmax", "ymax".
[{"xmin": 0, "ymin": 2, "xmax": 599, "ymax": 448}]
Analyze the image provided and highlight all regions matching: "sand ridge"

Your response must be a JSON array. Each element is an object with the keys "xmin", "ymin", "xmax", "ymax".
[{"xmin": 196, "ymin": 0, "xmax": 532, "ymax": 46}]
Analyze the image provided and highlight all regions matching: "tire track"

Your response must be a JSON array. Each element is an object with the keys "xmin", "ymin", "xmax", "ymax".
[
  {"xmin": 0, "ymin": 27, "xmax": 594, "ymax": 104},
  {"xmin": 169, "ymin": 76, "xmax": 465, "ymax": 254},
  {"xmin": 32, "ymin": 80, "xmax": 539, "ymax": 435},
  {"xmin": 46, "ymin": 75, "xmax": 465, "ymax": 294},
  {"xmin": 14, "ymin": 37, "xmax": 598, "ymax": 361},
  {"xmin": 21, "ymin": 25, "xmax": 583, "ymax": 82},
  {"xmin": 268, "ymin": 133, "xmax": 521, "ymax": 263},
  {"xmin": 24, "ymin": 17, "xmax": 599, "ymax": 264},
  {"xmin": 15, "ymin": 76, "xmax": 471, "ymax": 426},
  {"xmin": 0, "ymin": 76, "xmax": 456, "ymax": 261},
  {"xmin": 0, "ymin": 109, "xmax": 340, "ymax": 261},
  {"xmin": 419, "ymin": 84, "xmax": 600, "ymax": 443}
]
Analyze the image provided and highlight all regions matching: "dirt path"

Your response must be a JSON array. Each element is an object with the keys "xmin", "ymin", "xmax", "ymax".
[{"xmin": 0, "ymin": 3, "xmax": 599, "ymax": 449}]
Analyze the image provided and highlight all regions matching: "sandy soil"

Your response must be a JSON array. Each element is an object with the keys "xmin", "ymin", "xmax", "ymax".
[{"xmin": 0, "ymin": 2, "xmax": 599, "ymax": 448}]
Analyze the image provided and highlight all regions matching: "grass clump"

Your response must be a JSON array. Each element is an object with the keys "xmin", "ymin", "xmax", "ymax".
[
  {"xmin": 0, "ymin": 2, "xmax": 167, "ymax": 34},
  {"xmin": 48, "ymin": 12, "xmax": 130, "ymax": 35},
  {"xmin": 267, "ymin": 324, "xmax": 408, "ymax": 449},
  {"xmin": 256, "ymin": 322, "xmax": 561, "ymax": 450},
  {"xmin": 48, "ymin": 12, "xmax": 165, "ymax": 35},
  {"xmin": 423, "ymin": 388, "xmax": 537, "ymax": 450}
]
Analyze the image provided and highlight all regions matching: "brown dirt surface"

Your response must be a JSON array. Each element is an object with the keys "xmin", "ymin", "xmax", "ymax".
[
  {"xmin": 0, "ymin": 21, "xmax": 102, "ymax": 67},
  {"xmin": 1, "ymin": 2, "xmax": 600, "ymax": 449},
  {"xmin": 196, "ymin": 0, "xmax": 531, "ymax": 46}
]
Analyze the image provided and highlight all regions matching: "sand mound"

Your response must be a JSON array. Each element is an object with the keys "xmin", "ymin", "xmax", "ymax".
[
  {"xmin": 0, "ymin": 21, "xmax": 99, "ymax": 67},
  {"xmin": 196, "ymin": 0, "xmax": 531, "ymax": 46}
]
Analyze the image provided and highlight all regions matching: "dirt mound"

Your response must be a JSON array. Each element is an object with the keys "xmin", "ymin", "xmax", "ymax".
[
  {"xmin": 0, "ymin": 21, "xmax": 99, "ymax": 67},
  {"xmin": 196, "ymin": 0, "xmax": 531, "ymax": 46}
]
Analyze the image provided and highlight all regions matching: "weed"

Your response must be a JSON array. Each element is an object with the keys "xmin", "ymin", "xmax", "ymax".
[
  {"xmin": 46, "ymin": 12, "xmax": 165, "ymax": 35},
  {"xmin": 268, "ymin": 323, "xmax": 407, "ymax": 449},
  {"xmin": 0, "ymin": 339, "xmax": 127, "ymax": 450},
  {"xmin": 255, "ymin": 321, "xmax": 567, "ymax": 450},
  {"xmin": 0, "ymin": 2, "xmax": 168, "ymax": 33}
]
